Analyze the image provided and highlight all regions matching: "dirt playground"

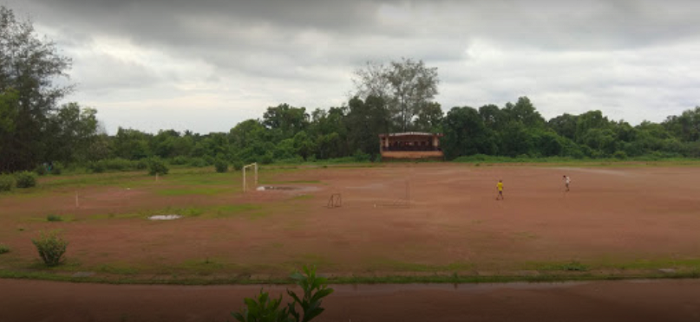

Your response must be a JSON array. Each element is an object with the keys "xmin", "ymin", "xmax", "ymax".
[{"xmin": 1, "ymin": 164, "xmax": 700, "ymax": 278}]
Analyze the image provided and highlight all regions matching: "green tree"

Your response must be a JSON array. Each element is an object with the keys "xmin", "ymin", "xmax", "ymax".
[
  {"xmin": 414, "ymin": 102, "xmax": 444, "ymax": 132},
  {"xmin": 548, "ymin": 113, "xmax": 578, "ymax": 140},
  {"xmin": 0, "ymin": 6, "xmax": 73, "ymax": 172},
  {"xmin": 353, "ymin": 58, "xmax": 439, "ymax": 131},
  {"xmin": 345, "ymin": 96, "xmax": 390, "ymax": 157},
  {"xmin": 44, "ymin": 103, "xmax": 100, "ymax": 163},
  {"xmin": 441, "ymin": 106, "xmax": 497, "ymax": 159}
]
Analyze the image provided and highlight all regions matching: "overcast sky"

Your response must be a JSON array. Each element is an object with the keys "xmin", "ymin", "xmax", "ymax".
[{"xmin": 4, "ymin": 0, "xmax": 700, "ymax": 134}]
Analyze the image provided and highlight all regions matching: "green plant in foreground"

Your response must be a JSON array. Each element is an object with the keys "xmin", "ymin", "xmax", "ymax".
[
  {"xmin": 46, "ymin": 214, "xmax": 63, "ymax": 222},
  {"xmin": 232, "ymin": 266, "xmax": 334, "ymax": 322},
  {"xmin": 32, "ymin": 230, "xmax": 69, "ymax": 267},
  {"xmin": 0, "ymin": 244, "xmax": 9, "ymax": 254}
]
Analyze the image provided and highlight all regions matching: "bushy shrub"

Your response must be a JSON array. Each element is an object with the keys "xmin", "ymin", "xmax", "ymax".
[
  {"xmin": 88, "ymin": 158, "xmax": 146, "ymax": 173},
  {"xmin": 46, "ymin": 214, "xmax": 63, "ymax": 222},
  {"xmin": 0, "ymin": 175, "xmax": 14, "ymax": 192},
  {"xmin": 136, "ymin": 159, "xmax": 148, "ymax": 170},
  {"xmin": 88, "ymin": 161, "xmax": 105, "ymax": 173},
  {"xmin": 171, "ymin": 156, "xmax": 189, "ymax": 165},
  {"xmin": 232, "ymin": 161, "xmax": 244, "ymax": 171},
  {"xmin": 34, "ymin": 164, "xmax": 47, "ymax": 176},
  {"xmin": 148, "ymin": 158, "xmax": 169, "ymax": 176},
  {"xmin": 203, "ymin": 155, "xmax": 215, "ymax": 166},
  {"xmin": 0, "ymin": 244, "xmax": 9, "ymax": 254},
  {"xmin": 352, "ymin": 150, "xmax": 370, "ymax": 162},
  {"xmin": 613, "ymin": 150, "xmax": 628, "ymax": 160},
  {"xmin": 51, "ymin": 162, "xmax": 63, "ymax": 175},
  {"xmin": 261, "ymin": 153, "xmax": 274, "ymax": 165},
  {"xmin": 232, "ymin": 266, "xmax": 333, "ymax": 322},
  {"xmin": 14, "ymin": 171, "xmax": 37, "ymax": 188},
  {"xmin": 188, "ymin": 157, "xmax": 208, "ymax": 168},
  {"xmin": 215, "ymin": 159, "xmax": 228, "ymax": 173},
  {"xmin": 32, "ymin": 230, "xmax": 69, "ymax": 267}
]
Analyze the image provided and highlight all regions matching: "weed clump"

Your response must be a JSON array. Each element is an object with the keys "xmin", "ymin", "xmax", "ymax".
[
  {"xmin": 46, "ymin": 214, "xmax": 63, "ymax": 222},
  {"xmin": 215, "ymin": 159, "xmax": 228, "ymax": 173},
  {"xmin": 14, "ymin": 171, "xmax": 37, "ymax": 188},
  {"xmin": 0, "ymin": 175, "xmax": 15, "ymax": 192},
  {"xmin": 32, "ymin": 230, "xmax": 69, "ymax": 267}
]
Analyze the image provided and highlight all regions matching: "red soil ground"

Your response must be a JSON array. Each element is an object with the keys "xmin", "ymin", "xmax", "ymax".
[
  {"xmin": 2, "ymin": 278, "xmax": 699, "ymax": 322},
  {"xmin": 1, "ymin": 164, "xmax": 700, "ymax": 277}
]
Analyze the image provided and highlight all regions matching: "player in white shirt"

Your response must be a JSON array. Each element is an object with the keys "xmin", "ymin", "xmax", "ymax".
[{"xmin": 563, "ymin": 175, "xmax": 571, "ymax": 192}]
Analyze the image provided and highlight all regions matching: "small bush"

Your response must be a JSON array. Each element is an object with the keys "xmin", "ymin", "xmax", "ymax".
[
  {"xmin": 214, "ymin": 159, "xmax": 228, "ymax": 173},
  {"xmin": 352, "ymin": 150, "xmax": 370, "ymax": 162},
  {"xmin": 34, "ymin": 164, "xmax": 47, "ymax": 176},
  {"xmin": 171, "ymin": 156, "xmax": 189, "ymax": 165},
  {"xmin": 613, "ymin": 151, "xmax": 628, "ymax": 160},
  {"xmin": 14, "ymin": 171, "xmax": 37, "ymax": 188},
  {"xmin": 148, "ymin": 158, "xmax": 169, "ymax": 175},
  {"xmin": 88, "ymin": 161, "xmax": 105, "ymax": 173},
  {"xmin": 261, "ymin": 153, "xmax": 274, "ymax": 165},
  {"xmin": 232, "ymin": 161, "xmax": 244, "ymax": 171},
  {"xmin": 0, "ymin": 244, "xmax": 9, "ymax": 254},
  {"xmin": 46, "ymin": 214, "xmax": 63, "ymax": 222},
  {"xmin": 51, "ymin": 162, "xmax": 63, "ymax": 175},
  {"xmin": 32, "ymin": 230, "xmax": 69, "ymax": 267},
  {"xmin": 136, "ymin": 159, "xmax": 149, "ymax": 170},
  {"xmin": 188, "ymin": 157, "xmax": 208, "ymax": 168},
  {"xmin": 0, "ymin": 175, "xmax": 14, "ymax": 192},
  {"xmin": 203, "ymin": 155, "xmax": 215, "ymax": 166}
]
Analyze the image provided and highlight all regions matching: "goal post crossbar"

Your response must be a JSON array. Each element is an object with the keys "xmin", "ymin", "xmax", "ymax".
[{"xmin": 242, "ymin": 163, "xmax": 258, "ymax": 192}]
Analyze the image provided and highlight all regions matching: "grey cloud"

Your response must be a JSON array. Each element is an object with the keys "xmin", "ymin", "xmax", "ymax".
[{"xmin": 3, "ymin": 0, "xmax": 700, "ymax": 133}]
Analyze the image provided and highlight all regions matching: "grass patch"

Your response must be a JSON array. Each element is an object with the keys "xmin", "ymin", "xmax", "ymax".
[
  {"xmin": 95, "ymin": 262, "xmax": 141, "ymax": 275},
  {"xmin": 157, "ymin": 187, "xmax": 229, "ymax": 196},
  {"xmin": 46, "ymin": 214, "xmax": 63, "ymax": 222},
  {"xmin": 208, "ymin": 204, "xmax": 263, "ymax": 218},
  {"xmin": 369, "ymin": 259, "xmax": 473, "ymax": 272},
  {"xmin": 263, "ymin": 180, "xmax": 320, "ymax": 184},
  {"xmin": 526, "ymin": 260, "xmax": 589, "ymax": 272},
  {"xmin": 0, "ymin": 244, "xmax": 9, "ymax": 254},
  {"xmin": 90, "ymin": 207, "xmax": 204, "ymax": 220}
]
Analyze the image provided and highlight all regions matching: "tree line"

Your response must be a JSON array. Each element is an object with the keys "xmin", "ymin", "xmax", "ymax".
[{"xmin": 2, "ymin": 5, "xmax": 700, "ymax": 174}]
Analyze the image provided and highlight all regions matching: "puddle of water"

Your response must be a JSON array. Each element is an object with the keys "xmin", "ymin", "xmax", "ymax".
[{"xmin": 148, "ymin": 214, "xmax": 182, "ymax": 221}]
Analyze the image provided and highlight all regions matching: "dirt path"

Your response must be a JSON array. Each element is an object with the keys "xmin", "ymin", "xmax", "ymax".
[{"xmin": 2, "ymin": 278, "xmax": 699, "ymax": 322}]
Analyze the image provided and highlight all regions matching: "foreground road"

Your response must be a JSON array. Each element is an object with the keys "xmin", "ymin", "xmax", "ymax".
[{"xmin": 2, "ymin": 278, "xmax": 699, "ymax": 322}]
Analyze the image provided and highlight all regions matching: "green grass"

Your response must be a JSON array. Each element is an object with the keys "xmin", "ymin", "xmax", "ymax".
[
  {"xmin": 88, "ymin": 204, "xmax": 270, "ymax": 221},
  {"xmin": 368, "ymin": 259, "xmax": 474, "ymax": 272},
  {"xmin": 452, "ymin": 155, "xmax": 700, "ymax": 167},
  {"xmin": 157, "ymin": 187, "xmax": 230, "ymax": 196},
  {"xmin": 46, "ymin": 214, "xmax": 63, "ymax": 222},
  {"xmin": 0, "ymin": 244, "xmax": 9, "ymax": 254},
  {"xmin": 1, "ymin": 267, "xmax": 698, "ymax": 286}
]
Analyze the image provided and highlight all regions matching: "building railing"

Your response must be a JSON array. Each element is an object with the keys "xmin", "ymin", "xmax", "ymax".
[{"xmin": 381, "ymin": 146, "xmax": 443, "ymax": 152}]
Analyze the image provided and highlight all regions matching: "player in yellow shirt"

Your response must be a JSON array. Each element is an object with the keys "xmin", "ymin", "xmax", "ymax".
[{"xmin": 496, "ymin": 179, "xmax": 504, "ymax": 200}]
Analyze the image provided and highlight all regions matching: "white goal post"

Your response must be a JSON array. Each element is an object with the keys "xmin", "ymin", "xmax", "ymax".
[{"xmin": 242, "ymin": 163, "xmax": 258, "ymax": 192}]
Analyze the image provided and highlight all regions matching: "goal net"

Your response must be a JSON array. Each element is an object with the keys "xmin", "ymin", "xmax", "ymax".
[{"xmin": 242, "ymin": 163, "xmax": 258, "ymax": 192}]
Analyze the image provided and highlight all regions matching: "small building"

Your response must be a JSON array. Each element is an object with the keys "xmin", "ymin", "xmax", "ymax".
[{"xmin": 378, "ymin": 132, "xmax": 444, "ymax": 160}]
